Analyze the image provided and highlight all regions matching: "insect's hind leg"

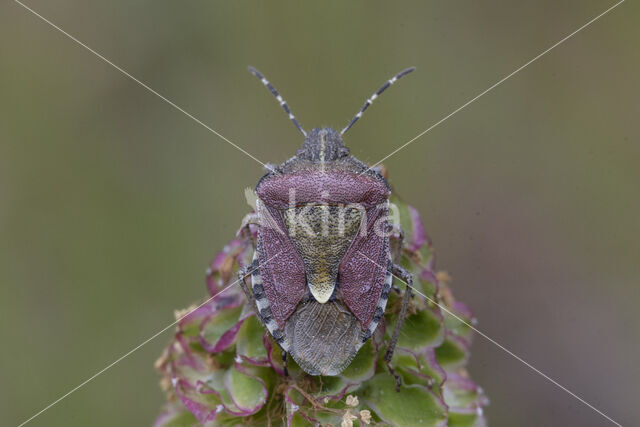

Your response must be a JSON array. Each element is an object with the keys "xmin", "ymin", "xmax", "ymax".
[{"xmin": 385, "ymin": 263, "xmax": 414, "ymax": 392}]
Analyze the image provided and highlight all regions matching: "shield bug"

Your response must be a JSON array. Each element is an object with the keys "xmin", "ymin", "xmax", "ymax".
[{"xmin": 238, "ymin": 66, "xmax": 415, "ymax": 388}]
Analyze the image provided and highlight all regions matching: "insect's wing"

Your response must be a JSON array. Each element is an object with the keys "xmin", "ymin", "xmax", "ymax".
[
  {"xmin": 339, "ymin": 203, "xmax": 389, "ymax": 329},
  {"xmin": 257, "ymin": 204, "xmax": 307, "ymax": 328}
]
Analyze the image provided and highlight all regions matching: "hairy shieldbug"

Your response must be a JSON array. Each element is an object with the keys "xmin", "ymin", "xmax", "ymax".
[{"xmin": 238, "ymin": 66, "xmax": 415, "ymax": 388}]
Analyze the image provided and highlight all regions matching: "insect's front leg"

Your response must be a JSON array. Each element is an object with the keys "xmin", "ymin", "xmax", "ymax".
[
  {"xmin": 387, "ymin": 221, "xmax": 405, "ymax": 244},
  {"xmin": 385, "ymin": 263, "xmax": 414, "ymax": 392},
  {"xmin": 237, "ymin": 212, "xmax": 260, "ymax": 247},
  {"xmin": 237, "ymin": 260, "xmax": 260, "ymax": 315}
]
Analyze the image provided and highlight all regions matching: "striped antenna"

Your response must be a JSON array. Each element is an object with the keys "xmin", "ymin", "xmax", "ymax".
[
  {"xmin": 248, "ymin": 67, "xmax": 307, "ymax": 137},
  {"xmin": 341, "ymin": 67, "xmax": 416, "ymax": 135}
]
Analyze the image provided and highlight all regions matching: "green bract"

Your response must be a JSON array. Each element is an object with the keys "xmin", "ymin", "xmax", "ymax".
[{"xmin": 155, "ymin": 191, "xmax": 488, "ymax": 426}]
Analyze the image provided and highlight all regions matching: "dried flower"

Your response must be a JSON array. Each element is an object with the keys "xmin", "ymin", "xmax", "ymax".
[
  {"xmin": 345, "ymin": 394, "xmax": 359, "ymax": 407},
  {"xmin": 360, "ymin": 409, "xmax": 372, "ymax": 424},
  {"xmin": 341, "ymin": 410, "xmax": 358, "ymax": 427}
]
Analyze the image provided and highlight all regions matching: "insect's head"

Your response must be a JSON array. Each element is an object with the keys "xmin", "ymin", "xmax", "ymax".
[
  {"xmin": 296, "ymin": 127, "xmax": 349, "ymax": 162},
  {"xmin": 248, "ymin": 66, "xmax": 415, "ymax": 159}
]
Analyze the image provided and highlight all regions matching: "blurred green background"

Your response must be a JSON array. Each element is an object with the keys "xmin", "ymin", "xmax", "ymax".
[{"xmin": 1, "ymin": 1, "xmax": 638, "ymax": 425}]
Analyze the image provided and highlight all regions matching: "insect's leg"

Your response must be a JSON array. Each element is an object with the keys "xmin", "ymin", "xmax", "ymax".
[
  {"xmin": 237, "ymin": 260, "xmax": 260, "ymax": 315},
  {"xmin": 282, "ymin": 351, "xmax": 289, "ymax": 378},
  {"xmin": 387, "ymin": 223, "xmax": 406, "ymax": 293},
  {"xmin": 237, "ymin": 212, "xmax": 260, "ymax": 247},
  {"xmin": 239, "ymin": 261, "xmax": 290, "ymax": 378},
  {"xmin": 385, "ymin": 263, "xmax": 414, "ymax": 391},
  {"xmin": 387, "ymin": 222, "xmax": 405, "ymax": 243}
]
